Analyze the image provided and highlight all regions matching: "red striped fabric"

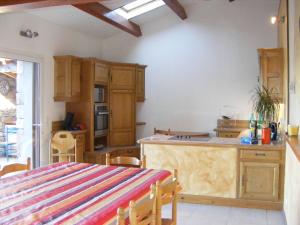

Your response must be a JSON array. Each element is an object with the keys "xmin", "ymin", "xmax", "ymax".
[{"xmin": 0, "ymin": 162, "xmax": 171, "ymax": 225}]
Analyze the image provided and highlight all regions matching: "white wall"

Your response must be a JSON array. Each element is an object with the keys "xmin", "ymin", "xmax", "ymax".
[
  {"xmin": 0, "ymin": 12, "xmax": 102, "ymax": 166},
  {"xmin": 102, "ymin": 0, "xmax": 278, "ymax": 139},
  {"xmin": 288, "ymin": 0, "xmax": 300, "ymax": 125}
]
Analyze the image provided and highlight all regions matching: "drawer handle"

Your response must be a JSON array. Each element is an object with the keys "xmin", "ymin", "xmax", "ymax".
[
  {"xmin": 128, "ymin": 150, "xmax": 133, "ymax": 153},
  {"xmin": 255, "ymin": 153, "xmax": 266, "ymax": 156}
]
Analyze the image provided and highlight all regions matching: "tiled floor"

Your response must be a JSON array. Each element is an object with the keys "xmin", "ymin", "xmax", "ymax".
[{"xmin": 162, "ymin": 203, "xmax": 287, "ymax": 225}]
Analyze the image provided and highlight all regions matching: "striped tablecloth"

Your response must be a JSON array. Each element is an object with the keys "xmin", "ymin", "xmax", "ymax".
[{"xmin": 0, "ymin": 162, "xmax": 171, "ymax": 225}]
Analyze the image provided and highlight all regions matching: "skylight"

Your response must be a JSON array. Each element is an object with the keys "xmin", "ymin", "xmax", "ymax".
[{"xmin": 114, "ymin": 0, "xmax": 165, "ymax": 20}]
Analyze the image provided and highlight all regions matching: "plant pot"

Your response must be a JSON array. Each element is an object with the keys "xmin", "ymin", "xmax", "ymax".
[{"xmin": 262, "ymin": 127, "xmax": 271, "ymax": 144}]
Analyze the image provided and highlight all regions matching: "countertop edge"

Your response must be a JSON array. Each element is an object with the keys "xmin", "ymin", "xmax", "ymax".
[
  {"xmin": 139, "ymin": 139, "xmax": 285, "ymax": 151},
  {"xmin": 285, "ymin": 135, "xmax": 300, "ymax": 162}
]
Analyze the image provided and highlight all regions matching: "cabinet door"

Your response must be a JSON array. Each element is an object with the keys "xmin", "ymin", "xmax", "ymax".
[
  {"xmin": 71, "ymin": 59, "xmax": 81, "ymax": 99},
  {"xmin": 54, "ymin": 57, "xmax": 68, "ymax": 100},
  {"xmin": 136, "ymin": 66, "xmax": 145, "ymax": 101},
  {"xmin": 110, "ymin": 65, "xmax": 136, "ymax": 90},
  {"xmin": 95, "ymin": 62, "xmax": 109, "ymax": 85},
  {"xmin": 110, "ymin": 90, "xmax": 135, "ymax": 146},
  {"xmin": 54, "ymin": 56, "xmax": 81, "ymax": 102},
  {"xmin": 239, "ymin": 162, "xmax": 279, "ymax": 201},
  {"xmin": 258, "ymin": 49, "xmax": 283, "ymax": 101}
]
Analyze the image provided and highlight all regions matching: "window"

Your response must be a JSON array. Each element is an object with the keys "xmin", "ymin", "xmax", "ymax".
[{"xmin": 114, "ymin": 0, "xmax": 165, "ymax": 19}]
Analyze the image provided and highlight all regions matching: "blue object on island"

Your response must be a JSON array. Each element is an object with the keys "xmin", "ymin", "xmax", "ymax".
[{"xmin": 240, "ymin": 136, "xmax": 251, "ymax": 144}]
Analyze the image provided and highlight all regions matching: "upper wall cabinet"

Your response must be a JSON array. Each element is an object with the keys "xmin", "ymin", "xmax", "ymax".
[
  {"xmin": 258, "ymin": 48, "xmax": 283, "ymax": 102},
  {"xmin": 110, "ymin": 64, "xmax": 136, "ymax": 90},
  {"xmin": 136, "ymin": 65, "xmax": 146, "ymax": 102},
  {"xmin": 54, "ymin": 56, "xmax": 81, "ymax": 102},
  {"xmin": 95, "ymin": 61, "xmax": 109, "ymax": 85}
]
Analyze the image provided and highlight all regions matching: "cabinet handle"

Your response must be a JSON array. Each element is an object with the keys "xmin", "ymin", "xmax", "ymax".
[
  {"xmin": 110, "ymin": 110, "xmax": 113, "ymax": 118},
  {"xmin": 255, "ymin": 153, "xmax": 266, "ymax": 157}
]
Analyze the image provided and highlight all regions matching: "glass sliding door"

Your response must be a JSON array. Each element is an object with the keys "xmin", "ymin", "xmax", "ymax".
[{"xmin": 0, "ymin": 57, "xmax": 41, "ymax": 168}]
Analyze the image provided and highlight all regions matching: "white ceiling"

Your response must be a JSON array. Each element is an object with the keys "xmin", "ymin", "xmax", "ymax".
[{"xmin": 26, "ymin": 0, "xmax": 195, "ymax": 39}]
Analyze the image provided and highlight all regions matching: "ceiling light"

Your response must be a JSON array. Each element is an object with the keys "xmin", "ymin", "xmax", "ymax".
[
  {"xmin": 271, "ymin": 16, "xmax": 277, "ymax": 24},
  {"xmin": 114, "ymin": 0, "xmax": 165, "ymax": 19}
]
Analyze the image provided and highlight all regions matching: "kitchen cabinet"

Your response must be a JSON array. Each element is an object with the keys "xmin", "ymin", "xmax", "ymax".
[
  {"xmin": 54, "ymin": 56, "xmax": 81, "ymax": 102},
  {"xmin": 136, "ymin": 65, "xmax": 146, "ymax": 102},
  {"xmin": 239, "ymin": 162, "xmax": 279, "ymax": 201},
  {"xmin": 109, "ymin": 89, "xmax": 136, "ymax": 146},
  {"xmin": 239, "ymin": 148, "xmax": 283, "ymax": 202},
  {"xmin": 214, "ymin": 119, "xmax": 249, "ymax": 138},
  {"xmin": 110, "ymin": 65, "xmax": 136, "ymax": 90},
  {"xmin": 258, "ymin": 48, "xmax": 283, "ymax": 102},
  {"xmin": 95, "ymin": 62, "xmax": 109, "ymax": 85}
]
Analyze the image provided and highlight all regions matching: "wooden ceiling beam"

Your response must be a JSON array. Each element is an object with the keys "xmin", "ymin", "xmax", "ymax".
[
  {"xmin": 0, "ymin": 0, "xmax": 101, "ymax": 13},
  {"xmin": 162, "ymin": 0, "xmax": 187, "ymax": 20},
  {"xmin": 73, "ymin": 3, "xmax": 142, "ymax": 37}
]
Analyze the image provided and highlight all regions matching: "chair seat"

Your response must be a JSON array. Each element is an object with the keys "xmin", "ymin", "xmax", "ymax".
[{"xmin": 162, "ymin": 218, "xmax": 174, "ymax": 225}]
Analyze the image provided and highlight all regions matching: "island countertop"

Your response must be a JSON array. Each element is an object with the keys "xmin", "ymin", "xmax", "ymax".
[{"xmin": 138, "ymin": 134, "xmax": 285, "ymax": 151}]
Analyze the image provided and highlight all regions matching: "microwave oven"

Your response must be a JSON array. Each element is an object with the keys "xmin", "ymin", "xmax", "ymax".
[{"xmin": 94, "ymin": 87, "xmax": 105, "ymax": 103}]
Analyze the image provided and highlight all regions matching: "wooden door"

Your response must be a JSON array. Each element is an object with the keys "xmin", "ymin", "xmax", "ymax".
[
  {"xmin": 258, "ymin": 49, "xmax": 283, "ymax": 101},
  {"xmin": 109, "ymin": 90, "xmax": 135, "ymax": 146},
  {"xmin": 95, "ymin": 62, "xmax": 109, "ymax": 85},
  {"xmin": 239, "ymin": 162, "xmax": 279, "ymax": 201},
  {"xmin": 110, "ymin": 65, "xmax": 136, "ymax": 90},
  {"xmin": 136, "ymin": 66, "xmax": 145, "ymax": 101}
]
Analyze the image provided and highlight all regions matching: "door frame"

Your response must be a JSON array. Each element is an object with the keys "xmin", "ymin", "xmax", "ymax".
[{"xmin": 0, "ymin": 48, "xmax": 44, "ymax": 168}]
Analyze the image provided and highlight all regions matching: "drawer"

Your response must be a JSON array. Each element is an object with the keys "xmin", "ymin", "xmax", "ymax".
[
  {"xmin": 219, "ymin": 132, "xmax": 240, "ymax": 138},
  {"xmin": 240, "ymin": 149, "xmax": 281, "ymax": 161}
]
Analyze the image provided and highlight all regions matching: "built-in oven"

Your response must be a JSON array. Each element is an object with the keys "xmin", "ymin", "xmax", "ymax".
[{"xmin": 94, "ymin": 103, "xmax": 109, "ymax": 137}]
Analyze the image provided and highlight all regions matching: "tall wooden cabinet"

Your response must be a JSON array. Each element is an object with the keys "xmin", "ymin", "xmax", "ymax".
[
  {"xmin": 258, "ymin": 48, "xmax": 283, "ymax": 102},
  {"xmin": 56, "ymin": 56, "xmax": 146, "ymax": 152},
  {"xmin": 109, "ymin": 64, "xmax": 136, "ymax": 146},
  {"xmin": 54, "ymin": 56, "xmax": 81, "ymax": 102}
]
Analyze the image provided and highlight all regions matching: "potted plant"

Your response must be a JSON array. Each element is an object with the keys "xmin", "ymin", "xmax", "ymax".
[{"xmin": 252, "ymin": 85, "xmax": 279, "ymax": 144}]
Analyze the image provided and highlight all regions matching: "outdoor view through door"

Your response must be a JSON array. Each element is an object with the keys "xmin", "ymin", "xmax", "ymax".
[{"xmin": 0, "ymin": 57, "xmax": 40, "ymax": 168}]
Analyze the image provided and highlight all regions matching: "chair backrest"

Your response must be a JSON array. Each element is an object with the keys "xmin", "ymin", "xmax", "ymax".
[
  {"xmin": 106, "ymin": 153, "xmax": 146, "ymax": 168},
  {"xmin": 154, "ymin": 128, "xmax": 171, "ymax": 135},
  {"xmin": 155, "ymin": 170, "xmax": 179, "ymax": 225},
  {"xmin": 5, "ymin": 125, "xmax": 18, "ymax": 143},
  {"xmin": 50, "ymin": 131, "xmax": 76, "ymax": 163},
  {"xmin": 0, "ymin": 158, "xmax": 31, "ymax": 177},
  {"xmin": 129, "ymin": 193, "xmax": 156, "ymax": 225}
]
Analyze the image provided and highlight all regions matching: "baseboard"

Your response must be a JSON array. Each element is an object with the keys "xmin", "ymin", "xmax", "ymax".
[{"xmin": 178, "ymin": 194, "xmax": 283, "ymax": 211}]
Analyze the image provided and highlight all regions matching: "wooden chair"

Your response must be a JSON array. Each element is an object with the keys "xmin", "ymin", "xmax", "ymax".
[
  {"xmin": 117, "ymin": 184, "xmax": 156, "ymax": 225},
  {"xmin": 154, "ymin": 128, "xmax": 171, "ymax": 135},
  {"xmin": 106, "ymin": 153, "xmax": 146, "ymax": 168},
  {"xmin": 155, "ymin": 170, "xmax": 179, "ymax": 225},
  {"xmin": 0, "ymin": 157, "xmax": 31, "ymax": 177},
  {"xmin": 50, "ymin": 131, "xmax": 77, "ymax": 163}
]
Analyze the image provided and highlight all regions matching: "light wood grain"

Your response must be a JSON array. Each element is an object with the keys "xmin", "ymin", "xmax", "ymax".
[{"xmin": 0, "ymin": 158, "xmax": 31, "ymax": 177}]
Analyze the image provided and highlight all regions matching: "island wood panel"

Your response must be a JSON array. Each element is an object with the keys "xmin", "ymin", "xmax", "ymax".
[{"xmin": 143, "ymin": 144, "xmax": 238, "ymax": 198}]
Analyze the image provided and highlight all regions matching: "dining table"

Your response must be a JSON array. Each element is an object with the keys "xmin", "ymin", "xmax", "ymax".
[{"xmin": 0, "ymin": 162, "xmax": 171, "ymax": 225}]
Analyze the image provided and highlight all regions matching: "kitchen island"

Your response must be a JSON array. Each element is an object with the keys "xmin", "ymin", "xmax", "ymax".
[{"xmin": 139, "ymin": 135, "xmax": 285, "ymax": 210}]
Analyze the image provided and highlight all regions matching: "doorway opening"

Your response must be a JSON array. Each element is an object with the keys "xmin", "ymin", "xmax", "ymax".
[{"xmin": 0, "ymin": 57, "xmax": 40, "ymax": 168}]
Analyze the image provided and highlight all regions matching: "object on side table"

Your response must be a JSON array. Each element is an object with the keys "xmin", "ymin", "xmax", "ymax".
[
  {"xmin": 288, "ymin": 125, "xmax": 299, "ymax": 136},
  {"xmin": 262, "ymin": 127, "xmax": 271, "ymax": 144}
]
